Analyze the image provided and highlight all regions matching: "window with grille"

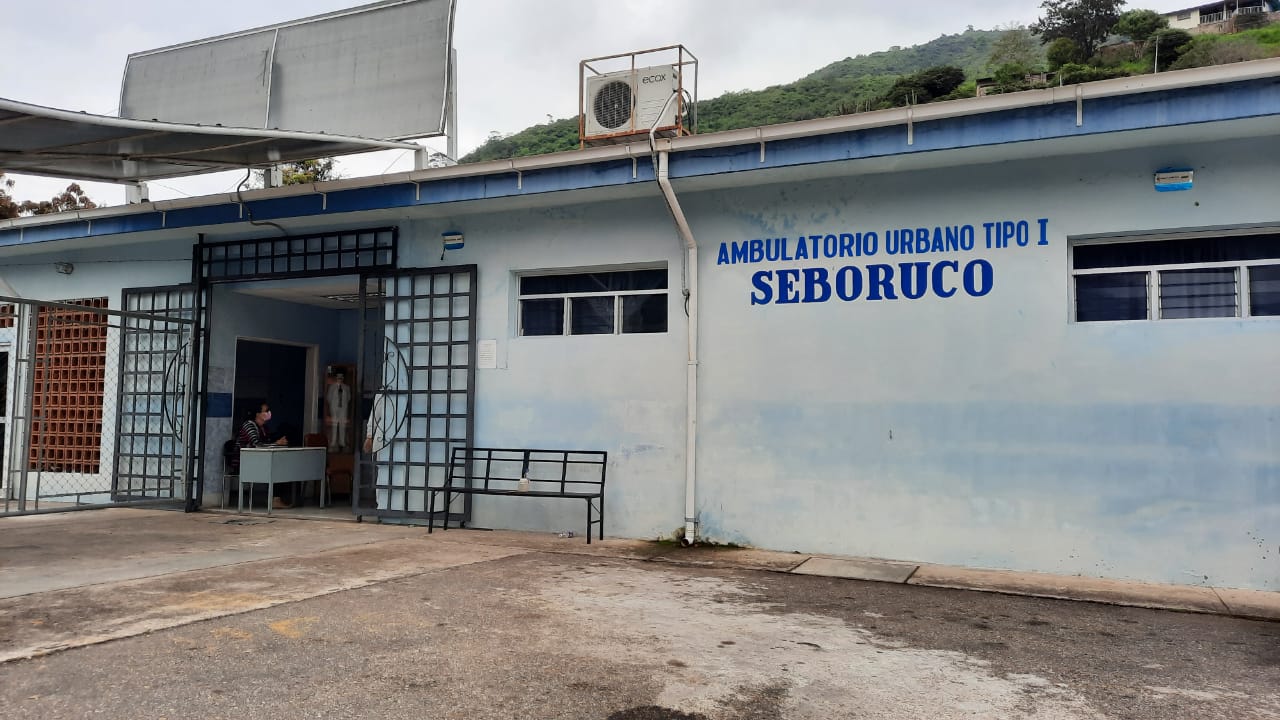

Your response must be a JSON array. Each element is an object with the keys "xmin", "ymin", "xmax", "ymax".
[
  {"xmin": 1072, "ymin": 234, "xmax": 1280, "ymax": 322},
  {"xmin": 518, "ymin": 268, "xmax": 669, "ymax": 336}
]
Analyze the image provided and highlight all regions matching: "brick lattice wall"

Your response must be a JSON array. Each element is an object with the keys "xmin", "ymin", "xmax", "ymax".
[{"xmin": 28, "ymin": 298, "xmax": 108, "ymax": 474}]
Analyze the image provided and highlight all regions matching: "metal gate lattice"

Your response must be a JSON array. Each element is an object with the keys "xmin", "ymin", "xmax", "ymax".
[
  {"xmin": 0, "ymin": 293, "xmax": 197, "ymax": 517},
  {"xmin": 358, "ymin": 267, "xmax": 476, "ymax": 520},
  {"xmin": 114, "ymin": 287, "xmax": 200, "ymax": 502}
]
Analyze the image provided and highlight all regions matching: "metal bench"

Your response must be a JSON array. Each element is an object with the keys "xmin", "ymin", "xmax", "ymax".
[{"xmin": 428, "ymin": 447, "xmax": 607, "ymax": 543}]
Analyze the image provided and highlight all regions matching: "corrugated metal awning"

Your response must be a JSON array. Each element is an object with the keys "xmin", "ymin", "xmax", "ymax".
[{"xmin": 0, "ymin": 97, "xmax": 419, "ymax": 183}]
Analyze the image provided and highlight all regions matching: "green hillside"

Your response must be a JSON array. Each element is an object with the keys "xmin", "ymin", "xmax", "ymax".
[
  {"xmin": 461, "ymin": 29, "xmax": 1002, "ymax": 163},
  {"xmin": 460, "ymin": 18, "xmax": 1280, "ymax": 164}
]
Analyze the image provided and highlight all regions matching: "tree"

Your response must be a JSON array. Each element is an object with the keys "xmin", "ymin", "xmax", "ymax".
[
  {"xmin": 879, "ymin": 65, "xmax": 966, "ymax": 107},
  {"xmin": 1149, "ymin": 28, "xmax": 1194, "ymax": 70},
  {"xmin": 989, "ymin": 63, "xmax": 1037, "ymax": 93},
  {"xmin": 1031, "ymin": 0, "xmax": 1127, "ymax": 58},
  {"xmin": 987, "ymin": 25, "xmax": 1044, "ymax": 71},
  {"xmin": 251, "ymin": 158, "xmax": 339, "ymax": 188},
  {"xmin": 280, "ymin": 158, "xmax": 338, "ymax": 185},
  {"xmin": 1113, "ymin": 9, "xmax": 1167, "ymax": 45},
  {"xmin": 0, "ymin": 174, "xmax": 18, "ymax": 220},
  {"xmin": 0, "ymin": 172, "xmax": 97, "ymax": 219},
  {"xmin": 1046, "ymin": 37, "xmax": 1085, "ymax": 69}
]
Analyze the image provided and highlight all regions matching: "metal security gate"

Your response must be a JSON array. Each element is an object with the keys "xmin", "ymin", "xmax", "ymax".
[
  {"xmin": 114, "ymin": 287, "xmax": 201, "ymax": 504},
  {"xmin": 356, "ymin": 266, "xmax": 476, "ymax": 522},
  {"xmin": 0, "ymin": 294, "xmax": 197, "ymax": 516}
]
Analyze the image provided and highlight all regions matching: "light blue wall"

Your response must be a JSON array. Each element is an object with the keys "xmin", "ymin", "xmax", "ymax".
[
  {"xmin": 202, "ymin": 286, "xmax": 351, "ymax": 493},
  {"xmin": 396, "ymin": 197, "xmax": 689, "ymax": 539},
  {"xmin": 685, "ymin": 136, "xmax": 1280, "ymax": 590},
  {"xmin": 0, "ymin": 238, "xmax": 190, "ymax": 305},
  {"xmin": 1, "ymin": 133, "xmax": 1276, "ymax": 591}
]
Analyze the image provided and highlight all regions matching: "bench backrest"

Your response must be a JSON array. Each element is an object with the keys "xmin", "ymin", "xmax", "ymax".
[{"xmin": 448, "ymin": 447, "xmax": 606, "ymax": 496}]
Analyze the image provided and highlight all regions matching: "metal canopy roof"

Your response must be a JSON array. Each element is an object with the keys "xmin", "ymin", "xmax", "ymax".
[{"xmin": 0, "ymin": 97, "xmax": 418, "ymax": 183}]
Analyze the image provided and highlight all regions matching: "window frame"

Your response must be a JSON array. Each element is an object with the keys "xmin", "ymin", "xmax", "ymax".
[
  {"xmin": 516, "ymin": 265, "xmax": 670, "ymax": 337},
  {"xmin": 1069, "ymin": 232, "xmax": 1280, "ymax": 323}
]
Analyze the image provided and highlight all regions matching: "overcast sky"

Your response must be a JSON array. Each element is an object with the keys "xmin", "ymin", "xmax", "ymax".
[{"xmin": 4, "ymin": 0, "xmax": 1190, "ymax": 207}]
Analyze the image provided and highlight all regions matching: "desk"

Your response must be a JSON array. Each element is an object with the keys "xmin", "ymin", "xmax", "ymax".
[{"xmin": 238, "ymin": 447, "xmax": 327, "ymax": 515}]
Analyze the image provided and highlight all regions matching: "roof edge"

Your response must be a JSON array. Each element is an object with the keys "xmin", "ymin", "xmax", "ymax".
[{"xmin": 5, "ymin": 57, "xmax": 1280, "ymax": 233}]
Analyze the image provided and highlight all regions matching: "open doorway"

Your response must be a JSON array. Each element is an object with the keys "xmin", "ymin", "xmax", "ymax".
[
  {"xmin": 214, "ymin": 274, "xmax": 379, "ymax": 515},
  {"xmin": 233, "ymin": 340, "xmax": 310, "ymax": 447}
]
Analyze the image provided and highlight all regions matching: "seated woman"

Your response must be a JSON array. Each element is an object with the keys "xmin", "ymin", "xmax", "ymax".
[{"xmin": 236, "ymin": 401, "xmax": 290, "ymax": 509}]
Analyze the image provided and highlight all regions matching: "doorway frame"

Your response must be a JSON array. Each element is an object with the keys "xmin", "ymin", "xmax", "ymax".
[{"xmin": 230, "ymin": 336, "xmax": 321, "ymax": 439}]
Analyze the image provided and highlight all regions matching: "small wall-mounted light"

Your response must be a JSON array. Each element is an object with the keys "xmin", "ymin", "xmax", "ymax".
[
  {"xmin": 440, "ymin": 230, "xmax": 464, "ymax": 260},
  {"xmin": 53, "ymin": 262, "xmax": 74, "ymax": 275}
]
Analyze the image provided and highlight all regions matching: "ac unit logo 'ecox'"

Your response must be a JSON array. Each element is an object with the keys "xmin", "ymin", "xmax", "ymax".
[{"xmin": 641, "ymin": 73, "xmax": 667, "ymax": 84}]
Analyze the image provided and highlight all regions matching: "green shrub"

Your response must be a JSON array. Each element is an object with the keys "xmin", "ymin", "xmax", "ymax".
[
  {"xmin": 1057, "ymin": 63, "xmax": 1130, "ymax": 84},
  {"xmin": 1148, "ymin": 28, "xmax": 1195, "ymax": 70},
  {"xmin": 1113, "ymin": 9, "xmax": 1168, "ymax": 45},
  {"xmin": 1169, "ymin": 35, "xmax": 1269, "ymax": 69},
  {"xmin": 1239, "ymin": 24, "xmax": 1280, "ymax": 45},
  {"xmin": 1046, "ymin": 37, "xmax": 1085, "ymax": 70}
]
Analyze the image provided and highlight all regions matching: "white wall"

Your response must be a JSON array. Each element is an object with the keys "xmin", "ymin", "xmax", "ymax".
[
  {"xmin": 0, "ymin": 239, "xmax": 190, "ymax": 303},
  {"xmin": 0, "ymin": 239, "xmax": 191, "ymax": 502},
  {"xmin": 1166, "ymin": 11, "xmax": 1199, "ymax": 30},
  {"xmin": 3, "ymin": 133, "xmax": 1276, "ymax": 592},
  {"xmin": 685, "ymin": 136, "xmax": 1280, "ymax": 590},
  {"xmin": 396, "ymin": 196, "xmax": 689, "ymax": 539}
]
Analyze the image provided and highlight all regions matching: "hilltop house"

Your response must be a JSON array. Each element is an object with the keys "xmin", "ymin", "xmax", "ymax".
[{"xmin": 1164, "ymin": 0, "xmax": 1280, "ymax": 33}]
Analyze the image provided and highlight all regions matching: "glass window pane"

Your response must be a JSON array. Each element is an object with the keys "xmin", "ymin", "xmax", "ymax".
[
  {"xmin": 1159, "ymin": 268, "xmax": 1237, "ymax": 319},
  {"xmin": 520, "ymin": 299, "xmax": 563, "ymax": 336},
  {"xmin": 614, "ymin": 269, "xmax": 668, "ymax": 291},
  {"xmin": 621, "ymin": 295, "xmax": 667, "ymax": 333},
  {"xmin": 1076, "ymin": 273, "xmax": 1148, "ymax": 322},
  {"xmin": 1074, "ymin": 234, "xmax": 1280, "ymax": 270},
  {"xmin": 570, "ymin": 297, "xmax": 614, "ymax": 335},
  {"xmin": 1250, "ymin": 265, "xmax": 1280, "ymax": 316},
  {"xmin": 521, "ymin": 269, "xmax": 668, "ymax": 295}
]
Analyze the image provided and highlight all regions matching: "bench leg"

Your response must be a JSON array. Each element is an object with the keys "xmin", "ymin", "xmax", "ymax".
[
  {"xmin": 599, "ymin": 498, "xmax": 604, "ymax": 542},
  {"xmin": 427, "ymin": 490, "xmax": 435, "ymax": 534},
  {"xmin": 586, "ymin": 499, "xmax": 592, "ymax": 545}
]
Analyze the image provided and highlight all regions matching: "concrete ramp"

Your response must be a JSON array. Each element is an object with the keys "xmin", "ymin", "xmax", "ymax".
[{"xmin": 791, "ymin": 556, "xmax": 919, "ymax": 583}]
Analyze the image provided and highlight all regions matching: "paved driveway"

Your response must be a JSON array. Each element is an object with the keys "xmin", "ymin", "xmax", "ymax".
[{"xmin": 1, "ymin": 509, "xmax": 1277, "ymax": 719}]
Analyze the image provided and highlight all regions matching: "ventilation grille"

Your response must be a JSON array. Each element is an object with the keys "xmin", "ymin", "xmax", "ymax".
[{"xmin": 592, "ymin": 80, "xmax": 633, "ymax": 129}]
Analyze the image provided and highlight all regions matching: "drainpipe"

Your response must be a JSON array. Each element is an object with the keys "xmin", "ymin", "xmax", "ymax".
[{"xmin": 651, "ymin": 125, "xmax": 699, "ymax": 547}]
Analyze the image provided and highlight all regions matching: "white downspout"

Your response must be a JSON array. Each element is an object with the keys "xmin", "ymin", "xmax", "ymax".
[{"xmin": 652, "ymin": 142, "xmax": 699, "ymax": 547}]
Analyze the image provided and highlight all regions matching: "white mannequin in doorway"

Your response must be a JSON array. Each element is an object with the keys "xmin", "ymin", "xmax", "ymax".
[{"xmin": 325, "ymin": 372, "xmax": 352, "ymax": 451}]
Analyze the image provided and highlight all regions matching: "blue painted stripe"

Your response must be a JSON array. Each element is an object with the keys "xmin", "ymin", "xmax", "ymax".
[
  {"xmin": 207, "ymin": 392, "xmax": 233, "ymax": 418},
  {"xmin": 166, "ymin": 203, "xmax": 243, "ymax": 227},
  {"xmin": 89, "ymin": 212, "xmax": 165, "ymax": 235}
]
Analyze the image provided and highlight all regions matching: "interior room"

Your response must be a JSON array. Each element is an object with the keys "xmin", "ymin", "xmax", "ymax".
[{"xmin": 217, "ymin": 275, "xmax": 383, "ymax": 515}]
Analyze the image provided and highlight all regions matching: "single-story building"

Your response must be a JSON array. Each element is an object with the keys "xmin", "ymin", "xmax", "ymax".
[
  {"xmin": 1, "ymin": 58, "xmax": 1278, "ymax": 592},
  {"xmin": 1164, "ymin": 0, "xmax": 1279, "ymax": 32}
]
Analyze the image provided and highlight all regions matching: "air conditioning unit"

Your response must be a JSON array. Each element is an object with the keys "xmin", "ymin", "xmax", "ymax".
[{"xmin": 584, "ymin": 64, "xmax": 680, "ymax": 139}]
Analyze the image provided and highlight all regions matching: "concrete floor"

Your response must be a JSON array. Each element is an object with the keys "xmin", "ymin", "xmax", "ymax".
[{"xmin": 1, "ymin": 508, "xmax": 1278, "ymax": 719}]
